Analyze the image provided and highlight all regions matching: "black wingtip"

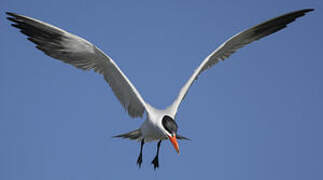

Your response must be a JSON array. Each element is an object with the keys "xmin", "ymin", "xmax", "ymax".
[
  {"xmin": 304, "ymin": 8, "xmax": 314, "ymax": 12},
  {"xmin": 294, "ymin": 8, "xmax": 315, "ymax": 19},
  {"xmin": 298, "ymin": 8, "xmax": 314, "ymax": 15},
  {"xmin": 6, "ymin": 17, "xmax": 15, "ymax": 22},
  {"xmin": 6, "ymin": 12, "xmax": 18, "ymax": 17},
  {"xmin": 6, "ymin": 12, "xmax": 20, "ymax": 24}
]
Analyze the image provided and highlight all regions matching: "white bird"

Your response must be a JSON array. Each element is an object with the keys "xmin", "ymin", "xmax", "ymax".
[{"xmin": 7, "ymin": 9, "xmax": 313, "ymax": 169}]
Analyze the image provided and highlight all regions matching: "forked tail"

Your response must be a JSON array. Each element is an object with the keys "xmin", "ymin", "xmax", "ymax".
[
  {"xmin": 113, "ymin": 129, "xmax": 191, "ymax": 141},
  {"xmin": 113, "ymin": 129, "xmax": 142, "ymax": 141}
]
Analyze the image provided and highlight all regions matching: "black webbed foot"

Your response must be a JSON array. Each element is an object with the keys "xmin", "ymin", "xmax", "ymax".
[
  {"xmin": 151, "ymin": 140, "xmax": 162, "ymax": 170},
  {"xmin": 151, "ymin": 156, "xmax": 159, "ymax": 170},
  {"xmin": 137, "ymin": 139, "xmax": 144, "ymax": 168},
  {"xmin": 137, "ymin": 153, "xmax": 143, "ymax": 168}
]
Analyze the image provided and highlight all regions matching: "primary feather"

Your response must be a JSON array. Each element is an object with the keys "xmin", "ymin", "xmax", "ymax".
[
  {"xmin": 6, "ymin": 12, "xmax": 149, "ymax": 118},
  {"xmin": 168, "ymin": 9, "xmax": 314, "ymax": 117}
]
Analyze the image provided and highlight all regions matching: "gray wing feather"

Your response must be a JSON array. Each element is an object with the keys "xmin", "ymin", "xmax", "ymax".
[
  {"xmin": 168, "ymin": 9, "xmax": 314, "ymax": 117},
  {"xmin": 7, "ymin": 12, "xmax": 149, "ymax": 118}
]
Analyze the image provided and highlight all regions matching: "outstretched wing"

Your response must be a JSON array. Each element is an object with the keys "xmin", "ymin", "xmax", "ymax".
[
  {"xmin": 7, "ymin": 12, "xmax": 149, "ymax": 118},
  {"xmin": 167, "ymin": 9, "xmax": 314, "ymax": 117}
]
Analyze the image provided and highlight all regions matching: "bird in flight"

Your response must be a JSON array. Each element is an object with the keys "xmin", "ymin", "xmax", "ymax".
[{"xmin": 7, "ymin": 9, "xmax": 313, "ymax": 169}]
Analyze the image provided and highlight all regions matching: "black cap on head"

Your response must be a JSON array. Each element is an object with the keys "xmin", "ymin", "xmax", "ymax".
[{"xmin": 162, "ymin": 115, "xmax": 178, "ymax": 135}]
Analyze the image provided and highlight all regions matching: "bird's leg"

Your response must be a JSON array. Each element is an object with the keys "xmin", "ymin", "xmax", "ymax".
[
  {"xmin": 137, "ymin": 139, "xmax": 144, "ymax": 168},
  {"xmin": 151, "ymin": 140, "xmax": 162, "ymax": 170}
]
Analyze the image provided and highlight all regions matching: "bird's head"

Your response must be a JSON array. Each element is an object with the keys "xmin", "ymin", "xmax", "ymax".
[{"xmin": 162, "ymin": 115, "xmax": 180, "ymax": 154}]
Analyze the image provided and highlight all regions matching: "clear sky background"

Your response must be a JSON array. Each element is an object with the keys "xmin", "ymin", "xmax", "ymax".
[{"xmin": 1, "ymin": 0, "xmax": 322, "ymax": 180}]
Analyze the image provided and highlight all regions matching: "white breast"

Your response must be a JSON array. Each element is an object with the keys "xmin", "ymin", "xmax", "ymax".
[{"xmin": 140, "ymin": 104, "xmax": 171, "ymax": 142}]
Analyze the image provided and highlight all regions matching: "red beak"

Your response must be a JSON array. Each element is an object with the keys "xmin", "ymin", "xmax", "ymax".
[{"xmin": 168, "ymin": 135, "xmax": 180, "ymax": 154}]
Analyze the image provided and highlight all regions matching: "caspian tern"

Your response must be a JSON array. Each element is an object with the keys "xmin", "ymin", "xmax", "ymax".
[{"xmin": 7, "ymin": 9, "xmax": 313, "ymax": 169}]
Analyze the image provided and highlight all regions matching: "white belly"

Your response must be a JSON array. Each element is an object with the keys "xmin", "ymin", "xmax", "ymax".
[{"xmin": 140, "ymin": 119, "xmax": 167, "ymax": 142}]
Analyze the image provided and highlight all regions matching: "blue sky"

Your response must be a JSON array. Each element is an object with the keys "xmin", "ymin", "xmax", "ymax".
[{"xmin": 1, "ymin": 0, "xmax": 322, "ymax": 179}]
